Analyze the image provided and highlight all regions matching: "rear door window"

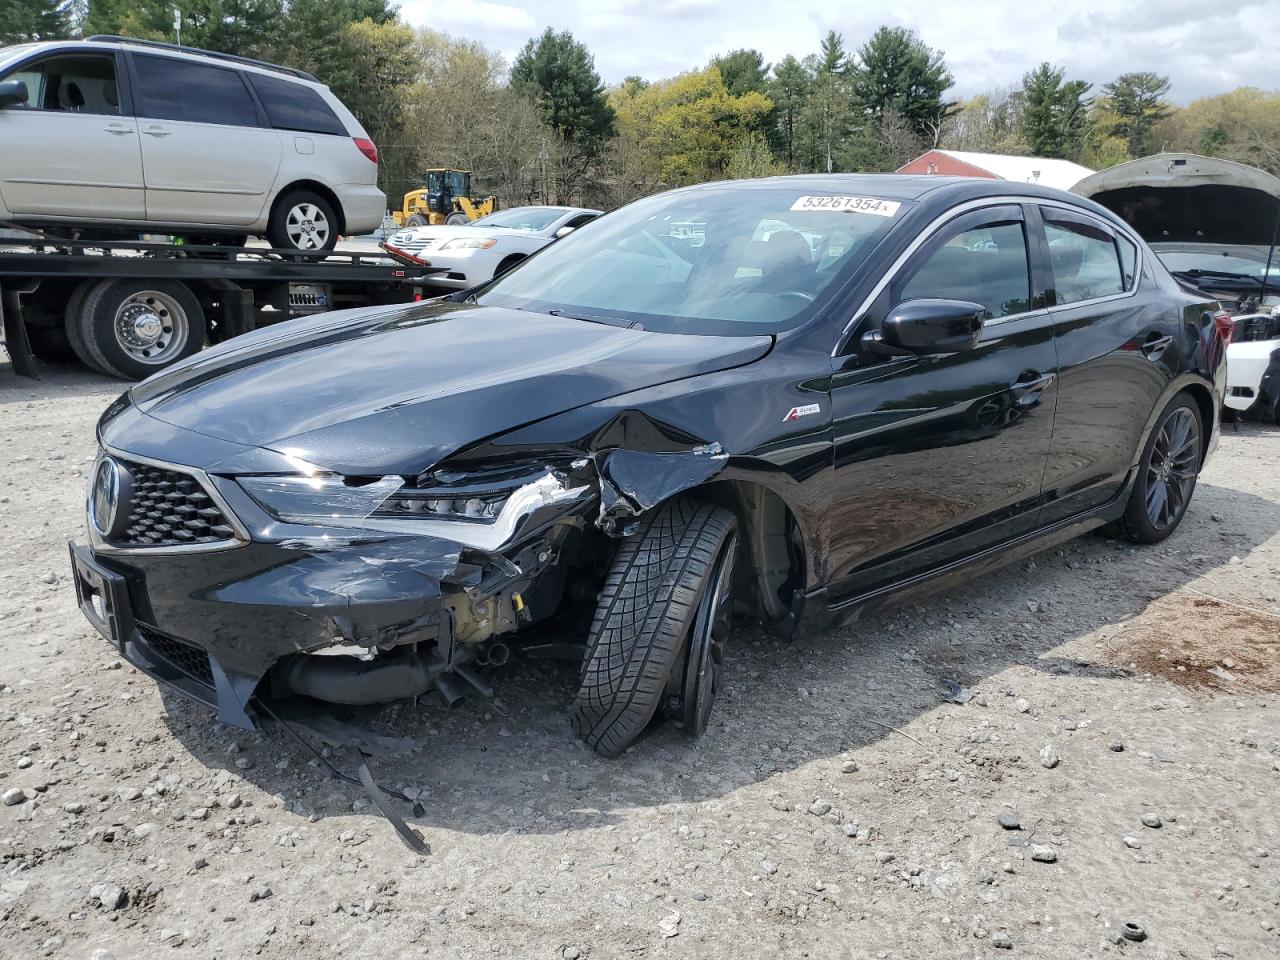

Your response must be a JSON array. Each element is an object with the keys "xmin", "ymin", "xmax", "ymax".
[
  {"xmin": 1043, "ymin": 210, "xmax": 1125, "ymax": 304},
  {"xmin": 2, "ymin": 53, "xmax": 121, "ymax": 115},
  {"xmin": 132, "ymin": 54, "xmax": 259, "ymax": 127},
  {"xmin": 246, "ymin": 72, "xmax": 347, "ymax": 136}
]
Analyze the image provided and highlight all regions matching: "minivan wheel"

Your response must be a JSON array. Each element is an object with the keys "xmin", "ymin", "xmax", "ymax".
[
  {"xmin": 267, "ymin": 190, "xmax": 338, "ymax": 252},
  {"xmin": 573, "ymin": 498, "xmax": 738, "ymax": 758},
  {"xmin": 1116, "ymin": 394, "xmax": 1203, "ymax": 544},
  {"xmin": 76, "ymin": 279, "xmax": 206, "ymax": 380}
]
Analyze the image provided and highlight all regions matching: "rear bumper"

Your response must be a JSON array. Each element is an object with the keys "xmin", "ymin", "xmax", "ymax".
[{"xmin": 335, "ymin": 183, "xmax": 387, "ymax": 236}]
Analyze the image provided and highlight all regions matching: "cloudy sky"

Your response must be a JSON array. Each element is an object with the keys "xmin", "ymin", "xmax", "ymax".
[{"xmin": 396, "ymin": 0, "xmax": 1270, "ymax": 102}]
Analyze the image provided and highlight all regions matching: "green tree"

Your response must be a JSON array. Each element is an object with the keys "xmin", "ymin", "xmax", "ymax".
[
  {"xmin": 1101, "ymin": 71, "xmax": 1171, "ymax": 158},
  {"xmin": 511, "ymin": 28, "xmax": 614, "ymax": 156},
  {"xmin": 609, "ymin": 67, "xmax": 773, "ymax": 188},
  {"xmin": 799, "ymin": 65, "xmax": 852, "ymax": 173},
  {"xmin": 944, "ymin": 87, "xmax": 1030, "ymax": 154},
  {"xmin": 818, "ymin": 29, "xmax": 847, "ymax": 75},
  {"xmin": 711, "ymin": 48, "xmax": 769, "ymax": 97},
  {"xmin": 2, "ymin": 0, "xmax": 74, "ymax": 41},
  {"xmin": 849, "ymin": 26, "xmax": 954, "ymax": 143},
  {"xmin": 768, "ymin": 54, "xmax": 813, "ymax": 168},
  {"xmin": 1155, "ymin": 87, "xmax": 1280, "ymax": 175},
  {"xmin": 725, "ymin": 131, "xmax": 786, "ymax": 180},
  {"xmin": 1021, "ymin": 62, "xmax": 1091, "ymax": 159},
  {"xmin": 84, "ymin": 0, "xmax": 287, "ymax": 57}
]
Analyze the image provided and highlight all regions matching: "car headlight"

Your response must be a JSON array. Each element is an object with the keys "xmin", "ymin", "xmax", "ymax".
[
  {"xmin": 438, "ymin": 237, "xmax": 496, "ymax": 250},
  {"xmin": 237, "ymin": 462, "xmax": 590, "ymax": 550}
]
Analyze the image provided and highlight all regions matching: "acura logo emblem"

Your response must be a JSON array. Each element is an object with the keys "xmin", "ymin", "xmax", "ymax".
[{"xmin": 89, "ymin": 456, "xmax": 131, "ymax": 540}]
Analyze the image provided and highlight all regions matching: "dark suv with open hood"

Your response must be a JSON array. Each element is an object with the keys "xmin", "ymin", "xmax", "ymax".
[{"xmin": 71, "ymin": 175, "xmax": 1227, "ymax": 757}]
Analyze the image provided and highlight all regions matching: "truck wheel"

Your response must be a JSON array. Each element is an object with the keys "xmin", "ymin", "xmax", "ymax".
[
  {"xmin": 445, "ymin": 212, "xmax": 470, "ymax": 225},
  {"xmin": 405, "ymin": 214, "xmax": 428, "ymax": 228},
  {"xmin": 75, "ymin": 279, "xmax": 206, "ymax": 380},
  {"xmin": 573, "ymin": 498, "xmax": 738, "ymax": 758},
  {"xmin": 267, "ymin": 190, "xmax": 338, "ymax": 252},
  {"xmin": 1115, "ymin": 394, "xmax": 1203, "ymax": 544},
  {"xmin": 60, "ymin": 280, "xmax": 104, "ymax": 373}
]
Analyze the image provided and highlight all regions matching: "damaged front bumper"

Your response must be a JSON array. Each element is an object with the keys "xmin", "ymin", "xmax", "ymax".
[{"xmin": 70, "ymin": 427, "xmax": 732, "ymax": 731}]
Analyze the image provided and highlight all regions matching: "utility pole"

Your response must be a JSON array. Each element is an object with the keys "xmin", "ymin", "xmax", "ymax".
[{"xmin": 538, "ymin": 139, "xmax": 549, "ymax": 206}]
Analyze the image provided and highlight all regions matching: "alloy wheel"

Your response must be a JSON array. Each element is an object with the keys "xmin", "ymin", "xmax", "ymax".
[
  {"xmin": 285, "ymin": 202, "xmax": 331, "ymax": 251},
  {"xmin": 1145, "ymin": 406, "xmax": 1200, "ymax": 531}
]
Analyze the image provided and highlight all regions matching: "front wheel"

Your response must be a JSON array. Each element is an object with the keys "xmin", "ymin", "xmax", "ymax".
[
  {"xmin": 267, "ymin": 190, "xmax": 338, "ymax": 252},
  {"xmin": 573, "ymin": 498, "xmax": 738, "ymax": 758},
  {"xmin": 445, "ymin": 212, "xmax": 470, "ymax": 226},
  {"xmin": 1116, "ymin": 394, "xmax": 1203, "ymax": 543}
]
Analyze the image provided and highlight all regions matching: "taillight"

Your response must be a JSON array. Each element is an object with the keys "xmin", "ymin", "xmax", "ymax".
[
  {"xmin": 1213, "ymin": 310, "xmax": 1234, "ymax": 345},
  {"xmin": 353, "ymin": 137, "xmax": 378, "ymax": 164}
]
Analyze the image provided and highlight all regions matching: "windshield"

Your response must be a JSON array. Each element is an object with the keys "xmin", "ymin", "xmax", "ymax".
[
  {"xmin": 1153, "ymin": 244, "xmax": 1280, "ymax": 279},
  {"xmin": 478, "ymin": 187, "xmax": 906, "ymax": 335},
  {"xmin": 473, "ymin": 207, "xmax": 571, "ymax": 232}
]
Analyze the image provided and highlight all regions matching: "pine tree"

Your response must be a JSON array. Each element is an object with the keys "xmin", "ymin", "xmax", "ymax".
[
  {"xmin": 1102, "ymin": 72, "xmax": 1171, "ymax": 158},
  {"xmin": 1021, "ymin": 62, "xmax": 1092, "ymax": 159},
  {"xmin": 849, "ymin": 26, "xmax": 954, "ymax": 144},
  {"xmin": 2, "ymin": 0, "xmax": 73, "ymax": 42}
]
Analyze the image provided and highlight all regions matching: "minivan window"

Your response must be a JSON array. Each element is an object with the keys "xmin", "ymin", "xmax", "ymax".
[
  {"xmin": 133, "ymin": 54, "xmax": 258, "ymax": 127},
  {"xmin": 897, "ymin": 220, "xmax": 1032, "ymax": 319},
  {"xmin": 1044, "ymin": 215, "xmax": 1124, "ymax": 304},
  {"xmin": 2, "ymin": 53, "xmax": 120, "ymax": 115},
  {"xmin": 246, "ymin": 71, "xmax": 346, "ymax": 136}
]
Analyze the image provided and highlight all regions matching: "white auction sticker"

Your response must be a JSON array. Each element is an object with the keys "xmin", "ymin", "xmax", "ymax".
[{"xmin": 789, "ymin": 195, "xmax": 902, "ymax": 217}]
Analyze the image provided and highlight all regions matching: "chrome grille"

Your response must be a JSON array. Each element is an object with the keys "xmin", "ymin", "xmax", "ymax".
[{"xmin": 115, "ymin": 458, "xmax": 236, "ymax": 548}]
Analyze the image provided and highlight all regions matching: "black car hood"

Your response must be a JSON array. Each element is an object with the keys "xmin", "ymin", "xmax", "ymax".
[{"xmin": 131, "ymin": 302, "xmax": 772, "ymax": 476}]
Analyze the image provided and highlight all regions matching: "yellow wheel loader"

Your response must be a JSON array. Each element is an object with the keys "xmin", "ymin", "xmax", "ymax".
[{"xmin": 392, "ymin": 169, "xmax": 498, "ymax": 228}]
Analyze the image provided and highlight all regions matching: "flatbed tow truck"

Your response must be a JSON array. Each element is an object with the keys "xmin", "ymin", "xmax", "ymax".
[{"xmin": 0, "ymin": 236, "xmax": 439, "ymax": 379}]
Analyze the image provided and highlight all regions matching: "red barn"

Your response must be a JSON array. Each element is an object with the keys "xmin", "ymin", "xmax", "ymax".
[{"xmin": 898, "ymin": 150, "xmax": 1094, "ymax": 192}]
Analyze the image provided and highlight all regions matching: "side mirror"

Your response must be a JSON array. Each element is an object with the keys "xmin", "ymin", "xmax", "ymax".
[
  {"xmin": 554, "ymin": 225, "xmax": 576, "ymax": 239},
  {"xmin": 862, "ymin": 298, "xmax": 987, "ymax": 357},
  {"xmin": 0, "ymin": 80, "xmax": 29, "ymax": 108}
]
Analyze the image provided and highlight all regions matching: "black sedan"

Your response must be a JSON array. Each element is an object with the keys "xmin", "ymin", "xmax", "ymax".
[{"xmin": 70, "ymin": 175, "xmax": 1228, "ymax": 757}]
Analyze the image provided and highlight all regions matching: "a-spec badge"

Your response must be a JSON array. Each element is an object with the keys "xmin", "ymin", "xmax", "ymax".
[{"xmin": 782, "ymin": 403, "xmax": 821, "ymax": 422}]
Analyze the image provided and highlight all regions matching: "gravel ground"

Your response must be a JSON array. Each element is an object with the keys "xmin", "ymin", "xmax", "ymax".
[{"xmin": 2, "ymin": 366, "xmax": 1278, "ymax": 960}]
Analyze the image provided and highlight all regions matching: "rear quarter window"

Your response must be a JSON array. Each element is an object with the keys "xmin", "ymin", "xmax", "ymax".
[{"xmin": 246, "ymin": 72, "xmax": 347, "ymax": 136}]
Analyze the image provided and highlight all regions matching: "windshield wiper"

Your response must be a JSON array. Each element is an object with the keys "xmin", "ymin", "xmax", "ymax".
[
  {"xmin": 546, "ymin": 308, "xmax": 637, "ymax": 329},
  {"xmin": 1171, "ymin": 269, "xmax": 1262, "ymax": 282}
]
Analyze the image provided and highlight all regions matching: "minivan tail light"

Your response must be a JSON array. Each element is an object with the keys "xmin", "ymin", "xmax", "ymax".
[{"xmin": 353, "ymin": 138, "xmax": 378, "ymax": 164}]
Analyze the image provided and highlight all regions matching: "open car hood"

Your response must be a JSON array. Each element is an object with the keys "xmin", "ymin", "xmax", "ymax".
[{"xmin": 1072, "ymin": 153, "xmax": 1280, "ymax": 247}]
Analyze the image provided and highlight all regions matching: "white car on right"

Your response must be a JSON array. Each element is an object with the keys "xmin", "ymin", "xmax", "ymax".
[
  {"xmin": 1223, "ymin": 309, "xmax": 1280, "ymax": 422},
  {"xmin": 1074, "ymin": 153, "xmax": 1280, "ymax": 423},
  {"xmin": 382, "ymin": 205, "xmax": 602, "ymax": 289}
]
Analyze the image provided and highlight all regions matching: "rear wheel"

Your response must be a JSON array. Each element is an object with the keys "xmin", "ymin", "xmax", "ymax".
[
  {"xmin": 445, "ymin": 212, "xmax": 470, "ymax": 226},
  {"xmin": 63, "ymin": 280, "xmax": 108, "ymax": 374},
  {"xmin": 75, "ymin": 279, "xmax": 206, "ymax": 380},
  {"xmin": 573, "ymin": 498, "xmax": 738, "ymax": 758},
  {"xmin": 267, "ymin": 190, "xmax": 338, "ymax": 252},
  {"xmin": 405, "ymin": 213, "xmax": 429, "ymax": 228},
  {"xmin": 1116, "ymin": 394, "xmax": 1203, "ymax": 543}
]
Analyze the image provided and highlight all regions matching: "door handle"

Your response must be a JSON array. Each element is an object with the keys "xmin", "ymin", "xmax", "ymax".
[
  {"xmin": 1010, "ymin": 371, "xmax": 1056, "ymax": 406},
  {"xmin": 1140, "ymin": 333, "xmax": 1174, "ymax": 360},
  {"xmin": 104, "ymin": 125, "xmax": 133, "ymax": 135},
  {"xmin": 143, "ymin": 127, "xmax": 172, "ymax": 137}
]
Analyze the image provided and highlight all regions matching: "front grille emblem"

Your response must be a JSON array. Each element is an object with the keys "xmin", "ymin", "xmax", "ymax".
[{"xmin": 89, "ymin": 456, "xmax": 132, "ymax": 540}]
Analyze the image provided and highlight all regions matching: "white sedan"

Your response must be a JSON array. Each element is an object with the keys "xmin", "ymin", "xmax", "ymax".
[{"xmin": 381, "ymin": 205, "xmax": 602, "ymax": 289}]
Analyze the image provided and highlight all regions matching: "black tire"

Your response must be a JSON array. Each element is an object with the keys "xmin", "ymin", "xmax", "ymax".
[
  {"xmin": 1115, "ymin": 394, "xmax": 1203, "ymax": 544},
  {"xmin": 266, "ymin": 189, "xmax": 339, "ymax": 252},
  {"xmin": 494, "ymin": 254, "xmax": 525, "ymax": 277},
  {"xmin": 62, "ymin": 280, "xmax": 109, "ymax": 373},
  {"xmin": 26, "ymin": 324, "xmax": 77, "ymax": 364},
  {"xmin": 75, "ymin": 279, "xmax": 206, "ymax": 380},
  {"xmin": 573, "ymin": 498, "xmax": 738, "ymax": 758},
  {"xmin": 405, "ymin": 214, "xmax": 428, "ymax": 228},
  {"xmin": 445, "ymin": 212, "xmax": 470, "ymax": 226}
]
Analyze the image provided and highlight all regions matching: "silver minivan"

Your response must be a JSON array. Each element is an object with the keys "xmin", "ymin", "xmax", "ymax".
[{"xmin": 0, "ymin": 37, "xmax": 385, "ymax": 250}]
